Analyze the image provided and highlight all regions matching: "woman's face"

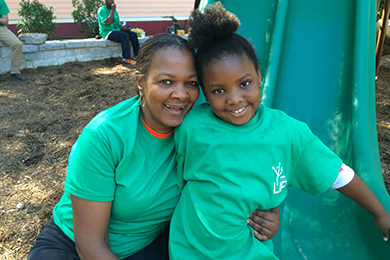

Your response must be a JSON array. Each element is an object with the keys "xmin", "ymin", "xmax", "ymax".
[
  {"xmin": 137, "ymin": 48, "xmax": 199, "ymax": 134},
  {"xmin": 202, "ymin": 54, "xmax": 261, "ymax": 126}
]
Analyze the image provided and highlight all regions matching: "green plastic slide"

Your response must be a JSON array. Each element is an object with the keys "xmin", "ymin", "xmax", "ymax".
[{"xmin": 199, "ymin": 0, "xmax": 390, "ymax": 258}]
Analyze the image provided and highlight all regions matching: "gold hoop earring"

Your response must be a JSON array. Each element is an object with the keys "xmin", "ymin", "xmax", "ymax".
[{"xmin": 139, "ymin": 95, "xmax": 146, "ymax": 108}]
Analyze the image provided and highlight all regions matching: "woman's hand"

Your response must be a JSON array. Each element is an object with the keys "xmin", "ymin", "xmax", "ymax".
[{"xmin": 247, "ymin": 207, "xmax": 280, "ymax": 241}]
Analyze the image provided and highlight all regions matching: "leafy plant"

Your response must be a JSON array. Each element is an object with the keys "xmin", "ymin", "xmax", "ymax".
[
  {"xmin": 72, "ymin": 0, "xmax": 104, "ymax": 38},
  {"xmin": 378, "ymin": 0, "xmax": 384, "ymax": 20},
  {"xmin": 16, "ymin": 0, "xmax": 57, "ymax": 37}
]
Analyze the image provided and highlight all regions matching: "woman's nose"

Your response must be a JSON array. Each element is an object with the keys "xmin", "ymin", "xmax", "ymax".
[{"xmin": 171, "ymin": 84, "xmax": 189, "ymax": 99}]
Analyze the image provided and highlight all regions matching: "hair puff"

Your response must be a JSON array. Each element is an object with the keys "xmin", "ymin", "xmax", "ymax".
[{"xmin": 189, "ymin": 1, "xmax": 241, "ymax": 50}]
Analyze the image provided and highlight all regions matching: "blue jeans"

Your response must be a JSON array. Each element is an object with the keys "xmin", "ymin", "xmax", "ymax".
[
  {"xmin": 108, "ymin": 30, "xmax": 140, "ymax": 59},
  {"xmin": 27, "ymin": 218, "xmax": 169, "ymax": 260}
]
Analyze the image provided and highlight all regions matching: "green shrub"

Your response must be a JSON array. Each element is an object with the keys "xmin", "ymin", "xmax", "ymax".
[
  {"xmin": 16, "ymin": 0, "xmax": 57, "ymax": 37},
  {"xmin": 72, "ymin": 0, "xmax": 104, "ymax": 38}
]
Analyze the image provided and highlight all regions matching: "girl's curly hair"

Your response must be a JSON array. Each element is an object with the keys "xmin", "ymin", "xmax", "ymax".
[
  {"xmin": 188, "ymin": 2, "xmax": 259, "ymax": 87},
  {"xmin": 189, "ymin": 2, "xmax": 240, "ymax": 51}
]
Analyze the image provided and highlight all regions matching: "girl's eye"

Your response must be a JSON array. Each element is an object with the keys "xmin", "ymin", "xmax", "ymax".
[
  {"xmin": 186, "ymin": 81, "xmax": 199, "ymax": 87},
  {"xmin": 213, "ymin": 89, "xmax": 224, "ymax": 94},
  {"xmin": 240, "ymin": 80, "xmax": 250, "ymax": 87}
]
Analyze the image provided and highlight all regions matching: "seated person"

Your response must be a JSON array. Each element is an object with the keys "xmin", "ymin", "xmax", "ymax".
[{"xmin": 98, "ymin": 0, "xmax": 139, "ymax": 65}]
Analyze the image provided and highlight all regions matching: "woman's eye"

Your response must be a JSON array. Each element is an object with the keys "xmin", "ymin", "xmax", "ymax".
[
  {"xmin": 161, "ymin": 80, "xmax": 172, "ymax": 85},
  {"xmin": 240, "ymin": 81, "xmax": 250, "ymax": 87},
  {"xmin": 213, "ymin": 89, "xmax": 224, "ymax": 94}
]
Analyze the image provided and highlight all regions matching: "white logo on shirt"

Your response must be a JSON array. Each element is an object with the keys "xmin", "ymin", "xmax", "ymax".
[{"xmin": 273, "ymin": 162, "xmax": 287, "ymax": 194}]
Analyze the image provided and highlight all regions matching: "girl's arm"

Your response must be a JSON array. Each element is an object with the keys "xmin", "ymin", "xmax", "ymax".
[
  {"xmin": 337, "ymin": 174, "xmax": 390, "ymax": 241},
  {"xmin": 71, "ymin": 195, "xmax": 119, "ymax": 260},
  {"xmin": 247, "ymin": 207, "xmax": 280, "ymax": 241}
]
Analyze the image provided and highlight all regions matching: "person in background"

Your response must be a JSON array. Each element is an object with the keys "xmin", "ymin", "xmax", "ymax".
[
  {"xmin": 26, "ymin": 33, "xmax": 280, "ymax": 260},
  {"xmin": 0, "ymin": 0, "xmax": 26, "ymax": 81},
  {"xmin": 98, "ymin": 0, "xmax": 139, "ymax": 65}
]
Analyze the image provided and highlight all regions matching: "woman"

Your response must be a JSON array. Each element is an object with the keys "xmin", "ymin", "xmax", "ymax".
[{"xmin": 27, "ymin": 33, "xmax": 279, "ymax": 260}]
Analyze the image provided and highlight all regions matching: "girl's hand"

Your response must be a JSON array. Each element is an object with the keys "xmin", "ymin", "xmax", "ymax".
[
  {"xmin": 247, "ymin": 207, "xmax": 280, "ymax": 241},
  {"xmin": 375, "ymin": 210, "xmax": 390, "ymax": 241}
]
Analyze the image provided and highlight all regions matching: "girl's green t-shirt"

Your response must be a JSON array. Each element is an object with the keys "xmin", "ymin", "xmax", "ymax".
[{"xmin": 170, "ymin": 103, "xmax": 342, "ymax": 260}]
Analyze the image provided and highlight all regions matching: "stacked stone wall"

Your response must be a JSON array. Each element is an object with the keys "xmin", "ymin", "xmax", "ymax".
[{"xmin": 0, "ymin": 37, "xmax": 149, "ymax": 74}]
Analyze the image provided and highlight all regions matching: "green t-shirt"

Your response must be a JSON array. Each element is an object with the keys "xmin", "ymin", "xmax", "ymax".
[
  {"xmin": 0, "ymin": 0, "xmax": 10, "ymax": 27},
  {"xmin": 169, "ymin": 103, "xmax": 342, "ymax": 260},
  {"xmin": 53, "ymin": 96, "xmax": 180, "ymax": 259},
  {"xmin": 97, "ymin": 5, "xmax": 121, "ymax": 39}
]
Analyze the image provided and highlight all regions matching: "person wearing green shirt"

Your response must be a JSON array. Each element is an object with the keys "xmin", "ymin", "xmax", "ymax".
[
  {"xmin": 27, "ymin": 33, "xmax": 280, "ymax": 260},
  {"xmin": 0, "ymin": 0, "xmax": 26, "ymax": 81},
  {"xmin": 97, "ymin": 0, "xmax": 139, "ymax": 65},
  {"xmin": 169, "ymin": 3, "xmax": 390, "ymax": 259}
]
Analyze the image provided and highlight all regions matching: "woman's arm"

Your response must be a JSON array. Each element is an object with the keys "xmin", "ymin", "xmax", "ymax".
[
  {"xmin": 71, "ymin": 195, "xmax": 119, "ymax": 260},
  {"xmin": 337, "ymin": 174, "xmax": 390, "ymax": 241},
  {"xmin": 0, "ymin": 13, "xmax": 9, "ymax": 25},
  {"xmin": 247, "ymin": 207, "xmax": 280, "ymax": 241}
]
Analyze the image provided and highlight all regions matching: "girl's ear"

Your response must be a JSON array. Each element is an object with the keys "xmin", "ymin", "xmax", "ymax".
[
  {"xmin": 135, "ymin": 71, "xmax": 145, "ymax": 96},
  {"xmin": 257, "ymin": 69, "xmax": 262, "ymax": 88}
]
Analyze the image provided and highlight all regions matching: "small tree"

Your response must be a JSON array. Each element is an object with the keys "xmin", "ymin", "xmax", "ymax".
[
  {"xmin": 72, "ymin": 0, "xmax": 104, "ymax": 38},
  {"xmin": 16, "ymin": 0, "xmax": 57, "ymax": 37}
]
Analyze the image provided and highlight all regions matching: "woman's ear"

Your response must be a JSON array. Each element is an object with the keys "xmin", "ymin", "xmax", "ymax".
[{"xmin": 135, "ymin": 71, "xmax": 145, "ymax": 96}]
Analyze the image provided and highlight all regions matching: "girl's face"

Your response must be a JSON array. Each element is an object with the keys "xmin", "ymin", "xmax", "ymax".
[
  {"xmin": 202, "ymin": 54, "xmax": 262, "ymax": 126},
  {"xmin": 137, "ymin": 48, "xmax": 199, "ymax": 134}
]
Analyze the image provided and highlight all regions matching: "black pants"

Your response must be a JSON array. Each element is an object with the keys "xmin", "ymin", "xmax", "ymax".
[
  {"xmin": 27, "ymin": 218, "xmax": 169, "ymax": 260},
  {"xmin": 108, "ymin": 30, "xmax": 140, "ymax": 59}
]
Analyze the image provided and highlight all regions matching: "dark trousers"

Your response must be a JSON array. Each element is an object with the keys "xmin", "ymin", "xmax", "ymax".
[
  {"xmin": 108, "ymin": 30, "xmax": 140, "ymax": 59},
  {"xmin": 27, "ymin": 218, "xmax": 169, "ymax": 260}
]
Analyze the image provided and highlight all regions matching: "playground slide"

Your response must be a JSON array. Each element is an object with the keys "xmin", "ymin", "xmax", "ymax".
[{"xmin": 200, "ymin": 0, "xmax": 390, "ymax": 259}]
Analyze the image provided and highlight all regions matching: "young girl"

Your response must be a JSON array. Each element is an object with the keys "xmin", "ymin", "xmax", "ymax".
[{"xmin": 168, "ymin": 2, "xmax": 390, "ymax": 259}]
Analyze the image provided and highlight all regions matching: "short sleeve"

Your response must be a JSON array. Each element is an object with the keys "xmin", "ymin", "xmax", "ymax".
[
  {"xmin": 64, "ymin": 128, "xmax": 116, "ymax": 202},
  {"xmin": 289, "ymin": 124, "xmax": 342, "ymax": 195},
  {"xmin": 0, "ymin": 0, "xmax": 10, "ymax": 16},
  {"xmin": 97, "ymin": 7, "xmax": 107, "ymax": 23}
]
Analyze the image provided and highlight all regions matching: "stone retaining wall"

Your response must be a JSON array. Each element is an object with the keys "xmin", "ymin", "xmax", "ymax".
[{"xmin": 0, "ymin": 37, "xmax": 149, "ymax": 74}]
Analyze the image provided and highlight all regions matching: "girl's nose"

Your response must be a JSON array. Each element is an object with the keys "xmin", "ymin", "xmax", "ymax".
[{"xmin": 227, "ymin": 89, "xmax": 243, "ymax": 104}]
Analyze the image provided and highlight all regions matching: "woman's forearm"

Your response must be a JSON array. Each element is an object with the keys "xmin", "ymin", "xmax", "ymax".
[
  {"xmin": 76, "ymin": 242, "xmax": 119, "ymax": 260},
  {"xmin": 71, "ymin": 195, "xmax": 118, "ymax": 259}
]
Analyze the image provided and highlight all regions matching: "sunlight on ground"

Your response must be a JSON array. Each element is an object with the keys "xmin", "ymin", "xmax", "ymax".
[
  {"xmin": 378, "ymin": 121, "xmax": 390, "ymax": 129},
  {"xmin": 91, "ymin": 65, "xmax": 134, "ymax": 75},
  {"xmin": 0, "ymin": 90, "xmax": 21, "ymax": 99}
]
